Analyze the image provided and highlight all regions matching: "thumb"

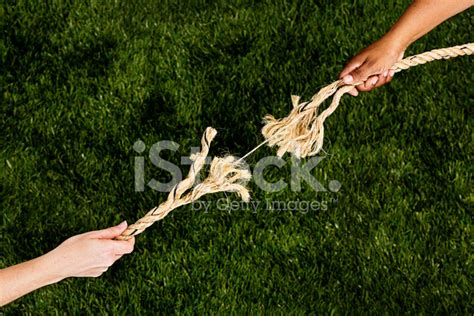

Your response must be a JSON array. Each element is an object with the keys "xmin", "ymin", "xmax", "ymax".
[
  {"xmin": 339, "ymin": 54, "xmax": 366, "ymax": 84},
  {"xmin": 90, "ymin": 221, "xmax": 128, "ymax": 239},
  {"xmin": 346, "ymin": 64, "xmax": 375, "ymax": 85}
]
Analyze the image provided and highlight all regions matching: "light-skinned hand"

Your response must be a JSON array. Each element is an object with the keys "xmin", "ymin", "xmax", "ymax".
[
  {"xmin": 339, "ymin": 37, "xmax": 405, "ymax": 96},
  {"xmin": 1, "ymin": 221, "xmax": 135, "ymax": 306},
  {"xmin": 46, "ymin": 221, "xmax": 135, "ymax": 279}
]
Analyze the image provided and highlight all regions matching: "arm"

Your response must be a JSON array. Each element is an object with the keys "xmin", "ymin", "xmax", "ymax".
[
  {"xmin": 340, "ymin": 0, "xmax": 473, "ymax": 95},
  {"xmin": 0, "ymin": 221, "xmax": 135, "ymax": 306}
]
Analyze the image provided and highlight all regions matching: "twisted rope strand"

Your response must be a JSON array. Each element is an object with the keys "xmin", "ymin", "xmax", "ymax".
[
  {"xmin": 117, "ymin": 128, "xmax": 251, "ymax": 240},
  {"xmin": 392, "ymin": 43, "xmax": 473, "ymax": 72}
]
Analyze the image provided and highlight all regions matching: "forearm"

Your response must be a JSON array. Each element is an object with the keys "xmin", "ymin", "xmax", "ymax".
[
  {"xmin": 383, "ymin": 0, "xmax": 473, "ymax": 50},
  {"xmin": 0, "ymin": 254, "xmax": 61, "ymax": 306}
]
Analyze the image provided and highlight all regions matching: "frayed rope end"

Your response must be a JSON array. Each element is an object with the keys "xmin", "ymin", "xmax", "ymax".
[{"xmin": 262, "ymin": 80, "xmax": 353, "ymax": 158}]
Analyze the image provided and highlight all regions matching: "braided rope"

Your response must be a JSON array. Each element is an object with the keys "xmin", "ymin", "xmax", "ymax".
[
  {"xmin": 117, "ymin": 128, "xmax": 251, "ymax": 240},
  {"xmin": 118, "ymin": 43, "xmax": 472, "ymax": 240},
  {"xmin": 262, "ymin": 43, "xmax": 473, "ymax": 158}
]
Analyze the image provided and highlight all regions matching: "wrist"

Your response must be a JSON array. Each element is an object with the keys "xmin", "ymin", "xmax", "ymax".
[
  {"xmin": 381, "ymin": 31, "xmax": 409, "ymax": 55},
  {"xmin": 35, "ymin": 252, "xmax": 66, "ymax": 285}
]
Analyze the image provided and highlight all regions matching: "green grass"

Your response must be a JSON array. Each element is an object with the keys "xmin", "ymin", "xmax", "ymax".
[{"xmin": 1, "ymin": 0, "xmax": 472, "ymax": 314}]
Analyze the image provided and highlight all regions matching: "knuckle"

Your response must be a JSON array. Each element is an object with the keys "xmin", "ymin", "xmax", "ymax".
[
  {"xmin": 107, "ymin": 256, "xmax": 116, "ymax": 266},
  {"xmin": 376, "ymin": 80, "xmax": 386, "ymax": 87},
  {"xmin": 352, "ymin": 68, "xmax": 362, "ymax": 77},
  {"xmin": 354, "ymin": 69, "xmax": 370, "ymax": 82},
  {"xmin": 89, "ymin": 270, "xmax": 103, "ymax": 278},
  {"xmin": 364, "ymin": 58, "xmax": 375, "ymax": 67},
  {"xmin": 346, "ymin": 57, "xmax": 360, "ymax": 68}
]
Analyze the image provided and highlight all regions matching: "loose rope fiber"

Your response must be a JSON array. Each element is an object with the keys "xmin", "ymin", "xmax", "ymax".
[
  {"xmin": 117, "ymin": 128, "xmax": 251, "ymax": 240},
  {"xmin": 262, "ymin": 43, "xmax": 474, "ymax": 158},
  {"xmin": 118, "ymin": 43, "xmax": 472, "ymax": 240}
]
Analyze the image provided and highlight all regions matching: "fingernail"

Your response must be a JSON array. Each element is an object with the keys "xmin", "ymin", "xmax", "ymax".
[
  {"xmin": 371, "ymin": 77, "xmax": 378, "ymax": 86},
  {"xmin": 383, "ymin": 71, "xmax": 388, "ymax": 77},
  {"xmin": 343, "ymin": 75, "xmax": 353, "ymax": 84},
  {"xmin": 389, "ymin": 70, "xmax": 395, "ymax": 77},
  {"xmin": 348, "ymin": 88, "xmax": 358, "ymax": 97},
  {"xmin": 118, "ymin": 220, "xmax": 127, "ymax": 228}
]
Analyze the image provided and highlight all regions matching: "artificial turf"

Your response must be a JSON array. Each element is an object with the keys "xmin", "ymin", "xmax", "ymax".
[{"xmin": 1, "ymin": 0, "xmax": 473, "ymax": 314}]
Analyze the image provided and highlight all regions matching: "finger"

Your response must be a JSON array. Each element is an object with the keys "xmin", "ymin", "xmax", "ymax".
[
  {"xmin": 386, "ymin": 73, "xmax": 394, "ymax": 83},
  {"xmin": 357, "ymin": 75, "xmax": 379, "ymax": 92},
  {"xmin": 89, "ymin": 221, "xmax": 128, "ymax": 239},
  {"xmin": 96, "ymin": 266, "xmax": 109, "ymax": 272},
  {"xmin": 385, "ymin": 70, "xmax": 396, "ymax": 84},
  {"xmin": 348, "ymin": 62, "xmax": 378, "ymax": 85},
  {"xmin": 104, "ymin": 237, "xmax": 135, "ymax": 255},
  {"xmin": 347, "ymin": 87, "xmax": 359, "ymax": 97},
  {"xmin": 73, "ymin": 267, "xmax": 108, "ymax": 278},
  {"xmin": 88, "ymin": 268, "xmax": 106, "ymax": 277},
  {"xmin": 339, "ymin": 55, "xmax": 366, "ymax": 84},
  {"xmin": 372, "ymin": 74, "xmax": 389, "ymax": 89}
]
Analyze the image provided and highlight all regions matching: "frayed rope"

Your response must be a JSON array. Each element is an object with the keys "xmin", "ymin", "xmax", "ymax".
[
  {"xmin": 117, "ymin": 43, "xmax": 472, "ymax": 240},
  {"xmin": 117, "ymin": 128, "xmax": 251, "ymax": 240},
  {"xmin": 262, "ymin": 43, "xmax": 473, "ymax": 158}
]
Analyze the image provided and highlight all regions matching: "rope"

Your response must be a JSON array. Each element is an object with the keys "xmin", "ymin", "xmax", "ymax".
[
  {"xmin": 117, "ymin": 128, "xmax": 251, "ymax": 240},
  {"xmin": 261, "ymin": 43, "xmax": 473, "ymax": 158},
  {"xmin": 117, "ymin": 43, "xmax": 472, "ymax": 240}
]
